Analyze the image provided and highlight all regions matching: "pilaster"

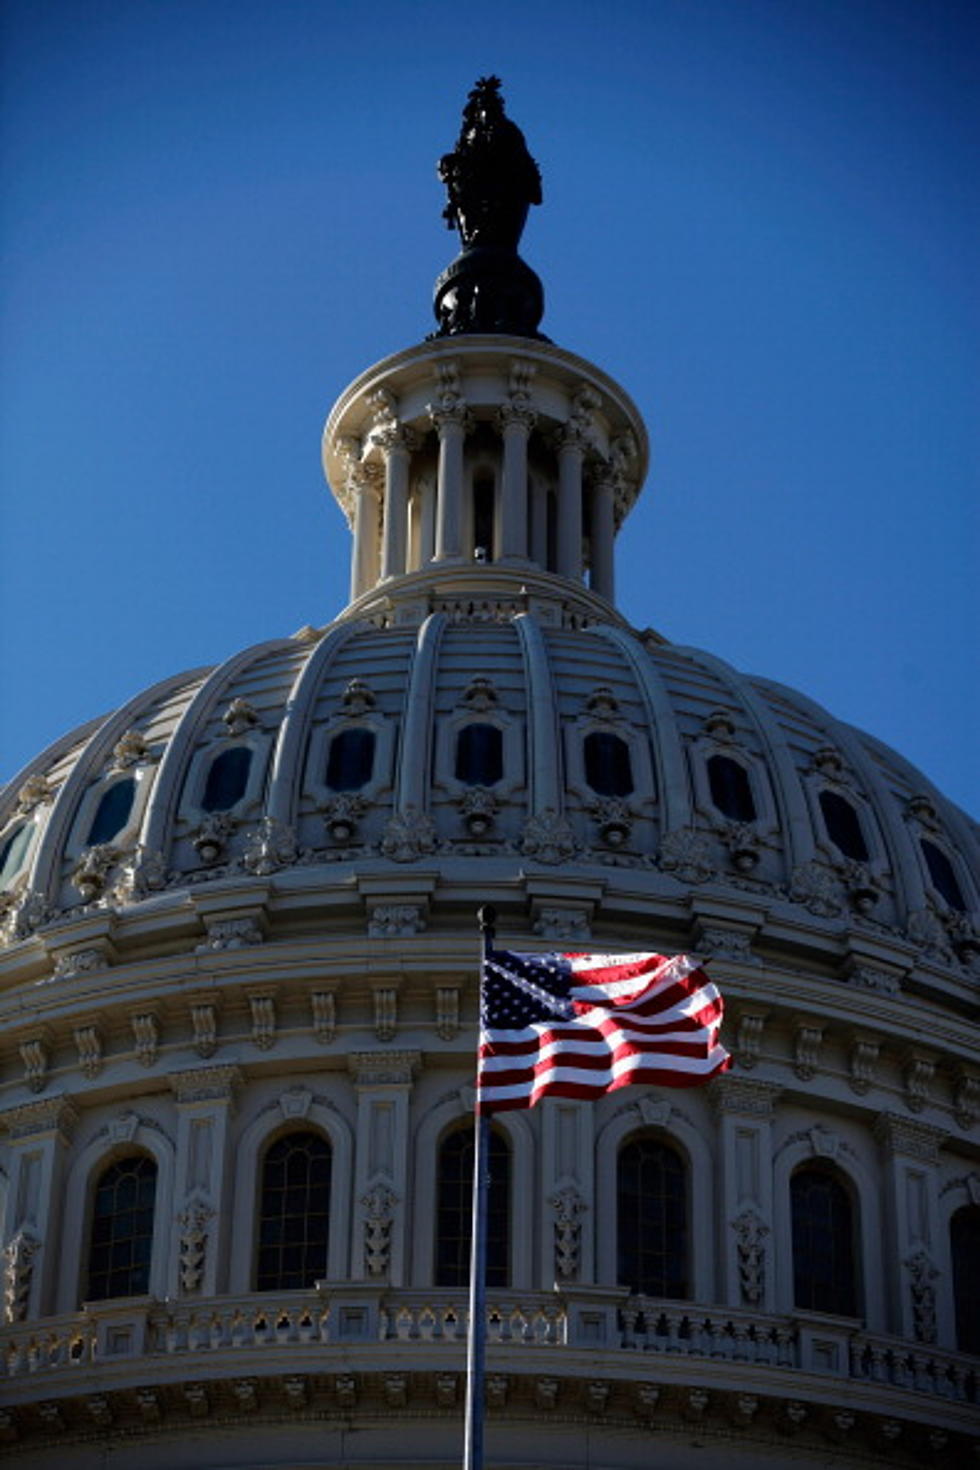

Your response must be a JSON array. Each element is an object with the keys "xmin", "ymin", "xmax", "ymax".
[
  {"xmin": 168, "ymin": 1066, "xmax": 243, "ymax": 1298},
  {"xmin": 347, "ymin": 1051, "xmax": 420, "ymax": 1285},
  {"xmin": 538, "ymin": 1098, "xmax": 593, "ymax": 1289},
  {"xmin": 874, "ymin": 1113, "xmax": 947, "ymax": 1344},
  {"xmin": 709, "ymin": 1076, "xmax": 781, "ymax": 1311},
  {"xmin": 0, "ymin": 1096, "xmax": 77, "ymax": 1319}
]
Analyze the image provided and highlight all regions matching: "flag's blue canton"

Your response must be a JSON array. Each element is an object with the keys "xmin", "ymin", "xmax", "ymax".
[{"xmin": 482, "ymin": 951, "xmax": 575, "ymax": 1028}]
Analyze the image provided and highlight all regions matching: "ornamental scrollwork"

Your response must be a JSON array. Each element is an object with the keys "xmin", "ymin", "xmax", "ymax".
[
  {"xmin": 361, "ymin": 1182, "xmax": 399, "ymax": 1277},
  {"xmin": 658, "ymin": 827, "xmax": 714, "ymax": 885},
  {"xmin": 521, "ymin": 809, "xmax": 576, "ymax": 865},
  {"xmin": 2, "ymin": 1229, "xmax": 40, "ymax": 1322},
  {"xmin": 549, "ymin": 1185, "xmax": 586, "ymax": 1280},
  {"xmin": 241, "ymin": 818, "xmax": 297, "ymax": 876},
  {"xmin": 381, "ymin": 808, "xmax": 436, "ymax": 862}
]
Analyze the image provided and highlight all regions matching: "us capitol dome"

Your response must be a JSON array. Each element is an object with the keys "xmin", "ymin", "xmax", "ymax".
[{"xmin": 1, "ymin": 79, "xmax": 978, "ymax": 1469}]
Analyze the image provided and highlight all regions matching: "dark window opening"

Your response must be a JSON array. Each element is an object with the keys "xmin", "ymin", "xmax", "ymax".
[
  {"xmin": 707, "ymin": 754, "xmax": 756, "ymax": 823},
  {"xmin": 86, "ymin": 1154, "xmax": 157, "ymax": 1301},
  {"xmin": 455, "ymin": 724, "xmax": 503, "ymax": 786},
  {"xmin": 0, "ymin": 823, "xmax": 32, "ymax": 886},
  {"xmin": 473, "ymin": 472, "xmax": 495, "ymax": 562},
  {"xmin": 584, "ymin": 730, "xmax": 634, "ymax": 797},
  {"xmin": 326, "ymin": 728, "xmax": 376, "ymax": 792},
  {"xmin": 819, "ymin": 790, "xmax": 869, "ymax": 862},
  {"xmin": 545, "ymin": 490, "xmax": 557, "ymax": 573},
  {"xmin": 951, "ymin": 1205, "xmax": 980, "ymax": 1354},
  {"xmin": 790, "ymin": 1165, "xmax": 858, "ymax": 1317},
  {"xmin": 201, "ymin": 746, "xmax": 253, "ymax": 812},
  {"xmin": 256, "ymin": 1131, "xmax": 332, "ymax": 1291},
  {"xmin": 436, "ymin": 1126, "xmax": 510, "ymax": 1287},
  {"xmin": 86, "ymin": 779, "xmax": 136, "ymax": 847},
  {"xmin": 921, "ymin": 839, "xmax": 966, "ymax": 911},
  {"xmin": 617, "ymin": 1135, "xmax": 688, "ymax": 1299}
]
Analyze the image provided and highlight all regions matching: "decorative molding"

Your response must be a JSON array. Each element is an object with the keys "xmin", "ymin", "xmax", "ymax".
[
  {"xmin": 193, "ymin": 811, "xmax": 235, "ymax": 866},
  {"xmin": 372, "ymin": 985, "xmax": 398, "ymax": 1042},
  {"xmin": 222, "ymin": 697, "xmax": 259, "ymax": 736},
  {"xmin": 130, "ymin": 1011, "xmax": 159, "ymax": 1068},
  {"xmin": 361, "ymin": 1182, "xmax": 398, "ymax": 1276},
  {"xmin": 248, "ymin": 993, "xmax": 276, "ymax": 1051},
  {"xmin": 0, "ymin": 1096, "xmax": 77, "ymax": 1142},
  {"xmin": 169, "ymin": 1066, "xmax": 243, "ymax": 1106},
  {"xmin": 196, "ymin": 916, "xmax": 263, "ymax": 952},
  {"xmin": 189, "ymin": 998, "xmax": 219, "ymax": 1059},
  {"xmin": 734, "ymin": 1012, "xmax": 766, "ymax": 1069},
  {"xmin": 697, "ymin": 928, "xmax": 759, "ymax": 966},
  {"xmin": 73, "ymin": 1022, "xmax": 104, "ymax": 1080},
  {"xmin": 19, "ymin": 1035, "xmax": 49, "ymax": 1094},
  {"xmin": 533, "ymin": 906, "xmax": 591, "ymax": 942},
  {"xmin": 658, "ymin": 827, "xmax": 714, "ymax": 885},
  {"xmin": 310, "ymin": 990, "xmax": 337, "ymax": 1045},
  {"xmin": 873, "ymin": 1113, "xmax": 946, "ymax": 1163},
  {"xmin": 732, "ymin": 1210, "xmax": 769, "ymax": 1305},
  {"xmin": 904, "ymin": 1249, "xmax": 939, "ymax": 1344},
  {"xmin": 2, "ymin": 888, "xmax": 49, "ymax": 942},
  {"xmin": 952, "ymin": 1071, "xmax": 980, "ymax": 1131},
  {"xmin": 844, "ymin": 961, "xmax": 901, "ymax": 996},
  {"xmin": 115, "ymin": 845, "xmax": 168, "ymax": 901},
  {"xmin": 435, "ymin": 986, "xmax": 460, "ymax": 1042},
  {"xmin": 790, "ymin": 860, "xmax": 844, "ymax": 919},
  {"xmin": 176, "ymin": 1199, "xmax": 214, "ymax": 1294},
  {"xmin": 806, "ymin": 1124, "xmax": 841, "ymax": 1160},
  {"xmin": 71, "ymin": 844, "xmax": 118, "ymax": 902},
  {"xmin": 53, "ymin": 948, "xmax": 108, "ymax": 980},
  {"xmin": 368, "ymin": 904, "xmax": 426, "ymax": 938},
  {"xmin": 793, "ymin": 1023, "xmax": 824, "ymax": 1082},
  {"xmin": 108, "ymin": 1110, "xmax": 140, "ymax": 1143},
  {"xmin": 278, "ymin": 1088, "xmax": 312, "ymax": 1120},
  {"xmin": 242, "ymin": 818, "xmax": 297, "ymax": 876},
  {"xmin": 848, "ymin": 1036, "xmax": 880, "ymax": 1096},
  {"xmin": 16, "ymin": 773, "xmax": 54, "ymax": 813},
  {"xmin": 633, "ymin": 1096, "xmax": 672, "ymax": 1129},
  {"xmin": 380, "ymin": 808, "xmax": 436, "ymax": 862},
  {"xmin": 348, "ymin": 1050, "xmax": 419, "ymax": 1088},
  {"xmin": 2, "ymin": 1229, "xmax": 40, "ymax": 1322},
  {"xmin": 709, "ymin": 1076, "xmax": 781, "ymax": 1117},
  {"xmin": 903, "ymin": 1052, "xmax": 936, "ymax": 1113},
  {"xmin": 549, "ymin": 1185, "xmax": 586, "ymax": 1280},
  {"xmin": 522, "ymin": 809, "xmax": 577, "ymax": 866}
]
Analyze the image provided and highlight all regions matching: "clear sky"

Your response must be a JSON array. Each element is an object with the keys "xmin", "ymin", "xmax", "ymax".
[{"xmin": 1, "ymin": 0, "xmax": 977, "ymax": 816}]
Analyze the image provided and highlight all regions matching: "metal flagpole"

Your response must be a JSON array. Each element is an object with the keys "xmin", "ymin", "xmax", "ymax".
[{"xmin": 464, "ymin": 904, "xmax": 496, "ymax": 1470}]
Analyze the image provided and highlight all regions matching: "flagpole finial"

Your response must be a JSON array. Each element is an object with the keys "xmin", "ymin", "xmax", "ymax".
[{"xmin": 477, "ymin": 904, "xmax": 497, "ymax": 936}]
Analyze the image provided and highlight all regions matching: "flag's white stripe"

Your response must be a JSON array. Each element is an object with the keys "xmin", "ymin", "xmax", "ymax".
[
  {"xmin": 479, "ymin": 1025, "xmax": 717, "ymax": 1071},
  {"xmin": 479, "ymin": 1049, "xmax": 728, "ymax": 1101},
  {"xmin": 568, "ymin": 952, "xmax": 700, "ymax": 996}
]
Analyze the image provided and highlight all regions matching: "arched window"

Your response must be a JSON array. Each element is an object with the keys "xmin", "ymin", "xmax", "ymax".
[
  {"xmin": 951, "ymin": 1205, "xmax": 980, "ymax": 1354},
  {"xmin": 455, "ymin": 724, "xmax": 503, "ymax": 787},
  {"xmin": 584, "ymin": 731, "xmax": 634, "ymax": 797},
  {"xmin": 617, "ymin": 1135, "xmax": 688, "ymax": 1298},
  {"xmin": 819, "ymin": 790, "xmax": 869, "ymax": 863},
  {"xmin": 256, "ymin": 1131, "xmax": 332, "ymax": 1291},
  {"xmin": 790, "ymin": 1165, "xmax": 858, "ymax": 1316},
  {"xmin": 921, "ymin": 839, "xmax": 966, "ymax": 911},
  {"xmin": 86, "ymin": 778, "xmax": 136, "ymax": 847},
  {"xmin": 0, "ymin": 823, "xmax": 32, "ymax": 887},
  {"xmin": 435, "ymin": 1125, "xmax": 510, "ymax": 1287},
  {"xmin": 326, "ymin": 728, "xmax": 376, "ymax": 792},
  {"xmin": 707, "ymin": 754, "xmax": 756, "ymax": 823},
  {"xmin": 201, "ymin": 746, "xmax": 252, "ymax": 812},
  {"xmin": 86, "ymin": 1154, "xmax": 157, "ymax": 1301}
]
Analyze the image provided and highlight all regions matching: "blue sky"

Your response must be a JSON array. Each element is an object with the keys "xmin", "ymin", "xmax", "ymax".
[{"xmin": 1, "ymin": 0, "xmax": 977, "ymax": 815}]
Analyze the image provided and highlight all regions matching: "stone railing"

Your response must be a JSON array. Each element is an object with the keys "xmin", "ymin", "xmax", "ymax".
[{"xmin": 2, "ymin": 1287, "xmax": 976, "ymax": 1410}]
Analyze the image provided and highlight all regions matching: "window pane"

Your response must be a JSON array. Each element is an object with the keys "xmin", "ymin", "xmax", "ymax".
[
  {"xmin": 584, "ymin": 731, "xmax": 633, "ymax": 797},
  {"xmin": 201, "ymin": 746, "xmax": 253, "ymax": 812},
  {"xmin": 455, "ymin": 724, "xmax": 503, "ymax": 786},
  {"xmin": 86, "ymin": 779, "xmax": 136, "ymax": 846},
  {"xmin": 790, "ymin": 1166, "xmax": 857, "ymax": 1316},
  {"xmin": 951, "ymin": 1206, "xmax": 980, "ymax": 1354},
  {"xmin": 326, "ymin": 729, "xmax": 376, "ymax": 791},
  {"xmin": 0, "ymin": 823, "xmax": 33, "ymax": 887},
  {"xmin": 921, "ymin": 839, "xmax": 966, "ymax": 911},
  {"xmin": 707, "ymin": 755, "xmax": 756, "ymax": 822},
  {"xmin": 617, "ymin": 1136, "xmax": 688, "ymax": 1298},
  {"xmin": 86, "ymin": 1155, "xmax": 157, "ymax": 1301},
  {"xmin": 256, "ymin": 1132, "xmax": 332, "ymax": 1291},
  {"xmin": 435, "ymin": 1126, "xmax": 510, "ymax": 1287}
]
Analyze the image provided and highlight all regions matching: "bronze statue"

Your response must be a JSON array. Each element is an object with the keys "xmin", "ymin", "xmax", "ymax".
[
  {"xmin": 433, "ymin": 78, "xmax": 547, "ymax": 340},
  {"xmin": 438, "ymin": 76, "xmax": 542, "ymax": 252}
]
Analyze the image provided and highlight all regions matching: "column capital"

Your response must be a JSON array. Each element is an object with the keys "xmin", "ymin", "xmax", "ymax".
[
  {"xmin": 873, "ymin": 1112, "xmax": 947, "ymax": 1162},
  {"xmin": 168, "ymin": 1065, "xmax": 244, "ymax": 1107},
  {"xmin": 0, "ymin": 1095, "xmax": 78, "ymax": 1143},
  {"xmin": 371, "ymin": 422, "xmax": 419, "ymax": 457},
  {"xmin": 348, "ymin": 1050, "xmax": 421, "ymax": 1088},
  {"xmin": 497, "ymin": 400, "xmax": 537, "ymax": 434},
  {"xmin": 708, "ymin": 1075, "xmax": 782, "ymax": 1117}
]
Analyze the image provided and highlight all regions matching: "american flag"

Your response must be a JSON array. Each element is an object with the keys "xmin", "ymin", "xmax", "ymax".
[{"xmin": 477, "ymin": 949, "xmax": 731, "ymax": 1112}]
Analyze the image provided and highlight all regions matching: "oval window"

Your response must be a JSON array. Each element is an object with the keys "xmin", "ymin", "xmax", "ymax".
[
  {"xmin": 707, "ymin": 755, "xmax": 756, "ymax": 823},
  {"xmin": 86, "ymin": 779, "xmax": 136, "ymax": 846},
  {"xmin": 201, "ymin": 746, "xmax": 253, "ymax": 812},
  {"xmin": 455, "ymin": 724, "xmax": 503, "ymax": 786},
  {"xmin": 584, "ymin": 731, "xmax": 634, "ymax": 797},
  {"xmin": 819, "ymin": 790, "xmax": 869, "ymax": 863},
  {"xmin": 326, "ymin": 728, "xmax": 376, "ymax": 791}
]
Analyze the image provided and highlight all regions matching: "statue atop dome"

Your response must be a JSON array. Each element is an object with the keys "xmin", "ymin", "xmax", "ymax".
[
  {"xmin": 438, "ymin": 75, "xmax": 542, "ymax": 251},
  {"xmin": 433, "ymin": 77, "xmax": 547, "ymax": 339}
]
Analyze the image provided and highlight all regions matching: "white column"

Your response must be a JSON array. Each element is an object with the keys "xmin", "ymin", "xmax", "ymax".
[
  {"xmin": 710, "ymin": 1076, "xmax": 781, "ymax": 1311},
  {"xmin": 556, "ymin": 434, "xmax": 585, "ymax": 581},
  {"xmin": 350, "ymin": 465, "xmax": 382, "ymax": 601},
  {"xmin": 497, "ymin": 403, "xmax": 535, "ymax": 562},
  {"xmin": 348, "ymin": 1051, "xmax": 419, "ymax": 1285},
  {"xmin": 432, "ymin": 409, "xmax": 468, "ymax": 562},
  {"xmin": 379, "ymin": 430, "xmax": 415, "ymax": 581},
  {"xmin": 0, "ymin": 1097, "xmax": 77, "ymax": 1319},
  {"xmin": 169, "ymin": 1066, "xmax": 242, "ymax": 1299},
  {"xmin": 590, "ymin": 475, "xmax": 616, "ymax": 603}
]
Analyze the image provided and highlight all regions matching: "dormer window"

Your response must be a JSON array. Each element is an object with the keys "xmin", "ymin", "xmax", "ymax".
[
  {"xmin": 707, "ymin": 754, "xmax": 756, "ymax": 823},
  {"xmin": 584, "ymin": 731, "xmax": 633, "ymax": 798},
  {"xmin": 86, "ymin": 778, "xmax": 136, "ymax": 846},
  {"xmin": 819, "ymin": 790, "xmax": 869, "ymax": 863},
  {"xmin": 455, "ymin": 724, "xmax": 503, "ymax": 786},
  {"xmin": 201, "ymin": 747, "xmax": 253, "ymax": 813},
  {"xmin": 326, "ymin": 728, "xmax": 376, "ymax": 792},
  {"xmin": 921, "ymin": 839, "xmax": 966, "ymax": 911}
]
